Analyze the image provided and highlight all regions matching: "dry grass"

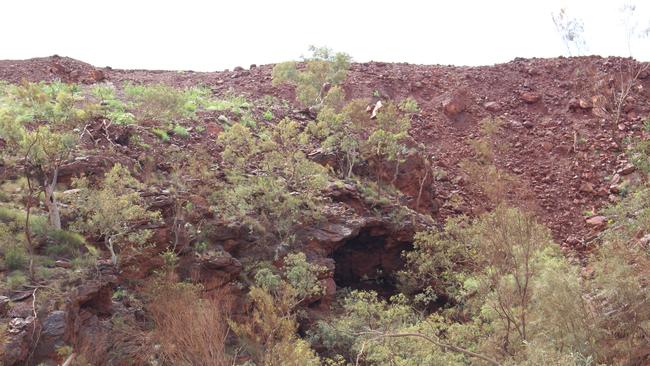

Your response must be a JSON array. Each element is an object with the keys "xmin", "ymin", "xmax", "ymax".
[{"xmin": 146, "ymin": 280, "xmax": 234, "ymax": 366}]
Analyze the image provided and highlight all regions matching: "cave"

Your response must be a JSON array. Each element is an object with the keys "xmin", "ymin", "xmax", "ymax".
[{"xmin": 332, "ymin": 228, "xmax": 412, "ymax": 298}]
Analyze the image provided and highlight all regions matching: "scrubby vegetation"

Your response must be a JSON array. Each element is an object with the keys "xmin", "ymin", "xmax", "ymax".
[{"xmin": 0, "ymin": 49, "xmax": 649, "ymax": 366}]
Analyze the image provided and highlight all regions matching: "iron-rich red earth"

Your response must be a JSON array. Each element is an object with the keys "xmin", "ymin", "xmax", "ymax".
[{"xmin": 2, "ymin": 54, "xmax": 649, "ymax": 249}]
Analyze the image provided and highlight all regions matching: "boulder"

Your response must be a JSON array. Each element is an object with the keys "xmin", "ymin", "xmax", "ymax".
[
  {"xmin": 370, "ymin": 100, "xmax": 383, "ymax": 119},
  {"xmin": 619, "ymin": 163, "xmax": 636, "ymax": 175},
  {"xmin": 579, "ymin": 182, "xmax": 594, "ymax": 193},
  {"xmin": 0, "ymin": 296, "xmax": 9, "ymax": 317},
  {"xmin": 483, "ymin": 101, "xmax": 500, "ymax": 112},
  {"xmin": 520, "ymin": 91, "xmax": 541, "ymax": 104},
  {"xmin": 1, "ymin": 317, "xmax": 34, "ymax": 366},
  {"xmin": 442, "ymin": 93, "xmax": 468, "ymax": 117},
  {"xmin": 178, "ymin": 251, "xmax": 242, "ymax": 292},
  {"xmin": 586, "ymin": 216, "xmax": 607, "ymax": 226},
  {"xmin": 33, "ymin": 311, "xmax": 66, "ymax": 361}
]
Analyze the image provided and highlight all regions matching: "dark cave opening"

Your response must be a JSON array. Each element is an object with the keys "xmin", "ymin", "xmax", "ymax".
[{"xmin": 332, "ymin": 228, "xmax": 412, "ymax": 298}]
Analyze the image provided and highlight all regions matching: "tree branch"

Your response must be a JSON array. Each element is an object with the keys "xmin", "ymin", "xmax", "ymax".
[{"xmin": 356, "ymin": 330, "xmax": 501, "ymax": 366}]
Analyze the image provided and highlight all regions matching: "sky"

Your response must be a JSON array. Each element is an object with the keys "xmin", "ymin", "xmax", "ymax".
[{"xmin": 1, "ymin": 0, "xmax": 649, "ymax": 71}]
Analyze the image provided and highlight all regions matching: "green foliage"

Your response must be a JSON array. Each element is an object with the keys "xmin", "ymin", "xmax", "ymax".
[
  {"xmin": 172, "ymin": 124, "xmax": 189, "ymax": 138},
  {"xmin": 0, "ymin": 81, "xmax": 89, "ymax": 161},
  {"xmin": 400, "ymin": 216, "xmax": 473, "ymax": 302},
  {"xmin": 232, "ymin": 253, "xmax": 324, "ymax": 365},
  {"xmin": 43, "ymin": 229, "xmax": 86, "ymax": 259},
  {"xmin": 309, "ymin": 97, "xmax": 367, "ymax": 178},
  {"xmin": 124, "ymin": 83, "xmax": 208, "ymax": 122},
  {"xmin": 205, "ymin": 92, "xmax": 251, "ymax": 114},
  {"xmin": 73, "ymin": 163, "xmax": 160, "ymax": 265},
  {"xmin": 313, "ymin": 206, "xmax": 604, "ymax": 365},
  {"xmin": 588, "ymin": 181, "xmax": 650, "ymax": 362},
  {"xmin": 310, "ymin": 291, "xmax": 470, "ymax": 365},
  {"xmin": 4, "ymin": 244, "xmax": 27, "ymax": 271},
  {"xmin": 92, "ymin": 85, "xmax": 135, "ymax": 124},
  {"xmin": 309, "ymin": 97, "xmax": 412, "ymax": 187},
  {"xmin": 0, "ymin": 205, "xmax": 83, "ymax": 262},
  {"xmin": 626, "ymin": 137, "xmax": 650, "ymax": 174},
  {"xmin": 365, "ymin": 103, "xmax": 411, "ymax": 161},
  {"xmin": 5, "ymin": 270, "xmax": 27, "ymax": 290},
  {"xmin": 0, "ymin": 81, "xmax": 98, "ymax": 230},
  {"xmin": 152, "ymin": 127, "xmax": 170, "ymax": 142},
  {"xmin": 283, "ymin": 252, "xmax": 326, "ymax": 299},
  {"xmin": 398, "ymin": 97, "xmax": 420, "ymax": 114},
  {"xmin": 215, "ymin": 120, "xmax": 329, "ymax": 244},
  {"xmin": 272, "ymin": 46, "xmax": 351, "ymax": 106}
]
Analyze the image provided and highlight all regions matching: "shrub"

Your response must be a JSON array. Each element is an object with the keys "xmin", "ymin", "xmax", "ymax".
[
  {"xmin": 399, "ymin": 216, "xmax": 472, "ymax": 302},
  {"xmin": 73, "ymin": 163, "xmax": 160, "ymax": 266},
  {"xmin": 626, "ymin": 137, "xmax": 650, "ymax": 174},
  {"xmin": 4, "ymin": 244, "xmax": 27, "ymax": 271},
  {"xmin": 272, "ymin": 46, "xmax": 351, "ymax": 106},
  {"xmin": 215, "ymin": 121, "xmax": 330, "ymax": 244},
  {"xmin": 44, "ymin": 229, "xmax": 86, "ymax": 259},
  {"xmin": 151, "ymin": 127, "xmax": 170, "ymax": 142},
  {"xmin": 172, "ymin": 124, "xmax": 189, "ymax": 137},
  {"xmin": 398, "ymin": 97, "xmax": 420, "ymax": 114},
  {"xmin": 6, "ymin": 270, "xmax": 27, "ymax": 290},
  {"xmin": 124, "ymin": 83, "xmax": 207, "ymax": 122},
  {"xmin": 205, "ymin": 92, "xmax": 251, "ymax": 115},
  {"xmin": 91, "ymin": 85, "xmax": 135, "ymax": 125},
  {"xmin": 231, "ymin": 255, "xmax": 325, "ymax": 365}
]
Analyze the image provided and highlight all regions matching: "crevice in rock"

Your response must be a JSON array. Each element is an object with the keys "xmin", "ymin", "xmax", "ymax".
[{"xmin": 332, "ymin": 228, "xmax": 412, "ymax": 298}]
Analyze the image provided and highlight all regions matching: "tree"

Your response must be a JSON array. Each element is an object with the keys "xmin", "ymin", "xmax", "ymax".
[
  {"xmin": 73, "ymin": 164, "xmax": 160, "ymax": 266},
  {"xmin": 230, "ymin": 253, "xmax": 325, "ymax": 365},
  {"xmin": 400, "ymin": 216, "xmax": 473, "ymax": 302},
  {"xmin": 551, "ymin": 8, "xmax": 587, "ymax": 56},
  {"xmin": 0, "ymin": 81, "xmax": 93, "ymax": 230},
  {"xmin": 363, "ymin": 103, "xmax": 411, "ymax": 200},
  {"xmin": 215, "ymin": 121, "xmax": 329, "ymax": 245},
  {"xmin": 309, "ymin": 98, "xmax": 368, "ymax": 179},
  {"xmin": 272, "ymin": 46, "xmax": 351, "ymax": 107}
]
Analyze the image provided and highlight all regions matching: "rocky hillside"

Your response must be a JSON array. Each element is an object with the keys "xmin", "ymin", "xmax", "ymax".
[{"xmin": 0, "ymin": 53, "xmax": 649, "ymax": 365}]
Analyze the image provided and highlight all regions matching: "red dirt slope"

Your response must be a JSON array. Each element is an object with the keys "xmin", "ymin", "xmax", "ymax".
[{"xmin": 1, "ymin": 55, "xmax": 648, "ymax": 249}]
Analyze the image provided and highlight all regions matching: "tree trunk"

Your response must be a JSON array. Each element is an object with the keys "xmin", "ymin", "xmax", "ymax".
[
  {"xmin": 107, "ymin": 236, "xmax": 118, "ymax": 266},
  {"xmin": 415, "ymin": 168, "xmax": 429, "ymax": 213},
  {"xmin": 376, "ymin": 162, "xmax": 382, "ymax": 202},
  {"xmin": 44, "ymin": 167, "xmax": 62, "ymax": 230},
  {"xmin": 346, "ymin": 151, "xmax": 356, "ymax": 179},
  {"xmin": 391, "ymin": 158, "xmax": 401, "ymax": 186},
  {"xmin": 25, "ymin": 176, "xmax": 36, "ymax": 281}
]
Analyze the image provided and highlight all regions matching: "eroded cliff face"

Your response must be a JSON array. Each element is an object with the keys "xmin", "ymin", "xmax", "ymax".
[{"xmin": 1, "ymin": 54, "xmax": 649, "ymax": 364}]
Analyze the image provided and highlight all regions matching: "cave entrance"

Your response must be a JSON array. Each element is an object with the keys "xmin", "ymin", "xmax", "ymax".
[{"xmin": 332, "ymin": 228, "xmax": 412, "ymax": 298}]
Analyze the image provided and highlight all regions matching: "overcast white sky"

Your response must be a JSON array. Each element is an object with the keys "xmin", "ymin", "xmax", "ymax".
[{"xmin": 2, "ymin": 0, "xmax": 649, "ymax": 71}]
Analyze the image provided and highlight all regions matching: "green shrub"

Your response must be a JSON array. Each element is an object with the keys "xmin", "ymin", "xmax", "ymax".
[
  {"xmin": 626, "ymin": 138, "xmax": 650, "ymax": 174},
  {"xmin": 6, "ymin": 270, "xmax": 27, "ymax": 289},
  {"xmin": 272, "ymin": 46, "xmax": 351, "ymax": 106},
  {"xmin": 92, "ymin": 85, "xmax": 135, "ymax": 125},
  {"xmin": 44, "ymin": 229, "xmax": 86, "ymax": 258},
  {"xmin": 215, "ymin": 121, "xmax": 329, "ymax": 244},
  {"xmin": 4, "ymin": 244, "xmax": 27, "ymax": 271},
  {"xmin": 152, "ymin": 127, "xmax": 170, "ymax": 142},
  {"xmin": 124, "ymin": 83, "xmax": 208, "ymax": 122},
  {"xmin": 398, "ymin": 97, "xmax": 420, "ymax": 113},
  {"xmin": 172, "ymin": 125, "xmax": 189, "ymax": 138},
  {"xmin": 205, "ymin": 93, "xmax": 251, "ymax": 115}
]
